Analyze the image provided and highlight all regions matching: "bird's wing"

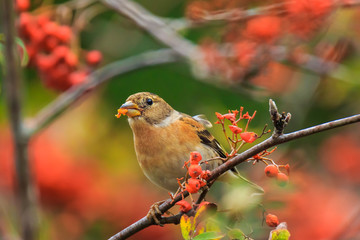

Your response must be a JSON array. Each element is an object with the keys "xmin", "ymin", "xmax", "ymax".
[
  {"xmin": 180, "ymin": 113, "xmax": 226, "ymax": 159},
  {"xmin": 197, "ymin": 129, "xmax": 227, "ymax": 158},
  {"xmin": 182, "ymin": 114, "xmax": 264, "ymax": 193}
]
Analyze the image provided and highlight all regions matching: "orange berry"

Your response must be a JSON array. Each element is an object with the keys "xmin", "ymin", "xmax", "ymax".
[
  {"xmin": 86, "ymin": 50, "xmax": 103, "ymax": 66},
  {"xmin": 16, "ymin": 0, "xmax": 30, "ymax": 12},
  {"xmin": 64, "ymin": 52, "xmax": 79, "ymax": 68},
  {"xmin": 176, "ymin": 200, "xmax": 192, "ymax": 212},
  {"xmin": 264, "ymin": 164, "xmax": 278, "ymax": 178},
  {"xmin": 266, "ymin": 213, "xmax": 279, "ymax": 227},
  {"xmin": 56, "ymin": 26, "xmax": 72, "ymax": 43},
  {"xmin": 190, "ymin": 151, "xmax": 202, "ymax": 164},
  {"xmin": 186, "ymin": 178, "xmax": 201, "ymax": 193},
  {"xmin": 276, "ymin": 172, "xmax": 289, "ymax": 187},
  {"xmin": 245, "ymin": 16, "xmax": 282, "ymax": 43},
  {"xmin": 53, "ymin": 45, "xmax": 70, "ymax": 60},
  {"xmin": 68, "ymin": 71, "xmax": 88, "ymax": 86},
  {"xmin": 188, "ymin": 164, "xmax": 202, "ymax": 178}
]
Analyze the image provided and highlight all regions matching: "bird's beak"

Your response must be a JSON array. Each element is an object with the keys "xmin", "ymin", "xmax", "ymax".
[{"xmin": 117, "ymin": 101, "xmax": 141, "ymax": 118}]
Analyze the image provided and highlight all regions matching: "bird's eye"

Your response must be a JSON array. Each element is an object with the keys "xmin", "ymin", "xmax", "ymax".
[{"xmin": 146, "ymin": 98, "xmax": 153, "ymax": 105}]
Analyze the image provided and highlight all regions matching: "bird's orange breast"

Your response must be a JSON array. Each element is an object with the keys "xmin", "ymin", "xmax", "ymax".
[{"xmin": 129, "ymin": 119, "xmax": 202, "ymax": 192}]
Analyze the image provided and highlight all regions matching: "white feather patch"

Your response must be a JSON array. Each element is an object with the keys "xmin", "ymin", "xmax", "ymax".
[
  {"xmin": 154, "ymin": 110, "xmax": 182, "ymax": 127},
  {"xmin": 193, "ymin": 114, "xmax": 212, "ymax": 128}
]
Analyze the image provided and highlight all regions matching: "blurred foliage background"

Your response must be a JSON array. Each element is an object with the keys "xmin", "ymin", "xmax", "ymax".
[{"xmin": 1, "ymin": 0, "xmax": 360, "ymax": 239}]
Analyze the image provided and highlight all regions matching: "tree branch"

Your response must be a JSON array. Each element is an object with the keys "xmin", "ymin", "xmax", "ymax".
[
  {"xmin": 24, "ymin": 49, "xmax": 179, "ymax": 138},
  {"xmin": 101, "ymin": 0, "xmax": 202, "ymax": 61},
  {"xmin": 108, "ymin": 103, "xmax": 360, "ymax": 240},
  {"xmin": 210, "ymin": 113, "xmax": 360, "ymax": 181},
  {"xmin": 193, "ymin": 0, "xmax": 360, "ymax": 23},
  {"xmin": 1, "ymin": 1, "xmax": 39, "ymax": 240}
]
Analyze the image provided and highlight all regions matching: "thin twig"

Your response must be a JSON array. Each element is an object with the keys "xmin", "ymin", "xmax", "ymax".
[
  {"xmin": 108, "ymin": 110, "xmax": 360, "ymax": 240},
  {"xmin": 1, "ymin": 1, "xmax": 39, "ymax": 240},
  {"xmin": 24, "ymin": 49, "xmax": 179, "ymax": 138}
]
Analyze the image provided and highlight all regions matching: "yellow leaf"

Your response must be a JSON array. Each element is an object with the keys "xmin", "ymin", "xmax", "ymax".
[{"xmin": 180, "ymin": 214, "xmax": 194, "ymax": 240}]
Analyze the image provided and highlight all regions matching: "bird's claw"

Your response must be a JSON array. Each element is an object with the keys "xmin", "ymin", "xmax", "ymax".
[{"xmin": 147, "ymin": 201, "xmax": 165, "ymax": 226}]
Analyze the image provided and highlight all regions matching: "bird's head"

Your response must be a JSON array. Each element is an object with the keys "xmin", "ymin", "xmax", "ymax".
[{"xmin": 118, "ymin": 92, "xmax": 174, "ymax": 124}]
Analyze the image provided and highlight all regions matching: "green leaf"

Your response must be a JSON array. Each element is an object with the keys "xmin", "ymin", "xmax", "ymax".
[
  {"xmin": 228, "ymin": 229, "xmax": 245, "ymax": 240},
  {"xmin": 180, "ymin": 214, "xmax": 194, "ymax": 240},
  {"xmin": 15, "ymin": 37, "xmax": 29, "ymax": 67},
  {"xmin": 0, "ymin": 34, "xmax": 29, "ymax": 67},
  {"xmin": 270, "ymin": 229, "xmax": 291, "ymax": 240},
  {"xmin": 193, "ymin": 231, "xmax": 225, "ymax": 240}
]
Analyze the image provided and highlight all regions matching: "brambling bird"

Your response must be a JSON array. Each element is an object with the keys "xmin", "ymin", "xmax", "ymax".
[{"xmin": 117, "ymin": 92, "xmax": 232, "ymax": 193}]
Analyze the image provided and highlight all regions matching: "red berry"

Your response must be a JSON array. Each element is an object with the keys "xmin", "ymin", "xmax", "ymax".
[
  {"xmin": 16, "ymin": 0, "xmax": 30, "ymax": 12},
  {"xmin": 276, "ymin": 172, "xmax": 289, "ymax": 187},
  {"xmin": 68, "ymin": 71, "xmax": 88, "ymax": 86},
  {"xmin": 188, "ymin": 164, "xmax": 202, "ymax": 178},
  {"xmin": 36, "ymin": 15, "xmax": 50, "ymax": 28},
  {"xmin": 25, "ymin": 44, "xmax": 38, "ymax": 65},
  {"xmin": 53, "ymin": 45, "xmax": 70, "ymax": 60},
  {"xmin": 27, "ymin": 25, "xmax": 45, "ymax": 45},
  {"xmin": 36, "ymin": 54, "xmax": 57, "ymax": 71},
  {"xmin": 18, "ymin": 13, "xmax": 33, "ymax": 37},
  {"xmin": 43, "ymin": 22, "xmax": 58, "ymax": 36},
  {"xmin": 86, "ymin": 50, "xmax": 102, "ymax": 66},
  {"xmin": 65, "ymin": 52, "xmax": 79, "ymax": 68},
  {"xmin": 189, "ymin": 151, "xmax": 202, "ymax": 164},
  {"xmin": 56, "ymin": 26, "xmax": 72, "ymax": 43},
  {"xmin": 49, "ymin": 63, "xmax": 71, "ymax": 79},
  {"xmin": 176, "ymin": 200, "xmax": 192, "ymax": 212},
  {"xmin": 44, "ymin": 36, "xmax": 60, "ymax": 51},
  {"xmin": 266, "ymin": 214, "xmax": 279, "ymax": 227},
  {"xmin": 264, "ymin": 165, "xmax": 278, "ymax": 178},
  {"xmin": 186, "ymin": 178, "xmax": 201, "ymax": 193}
]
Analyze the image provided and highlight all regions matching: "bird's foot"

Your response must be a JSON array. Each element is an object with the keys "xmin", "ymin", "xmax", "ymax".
[{"xmin": 147, "ymin": 200, "xmax": 165, "ymax": 226}]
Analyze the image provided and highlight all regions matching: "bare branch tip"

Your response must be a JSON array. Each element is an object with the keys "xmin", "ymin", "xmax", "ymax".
[{"xmin": 269, "ymin": 99, "xmax": 278, "ymax": 116}]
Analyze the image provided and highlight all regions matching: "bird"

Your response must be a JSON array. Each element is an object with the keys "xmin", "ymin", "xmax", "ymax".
[{"xmin": 117, "ymin": 92, "xmax": 230, "ymax": 193}]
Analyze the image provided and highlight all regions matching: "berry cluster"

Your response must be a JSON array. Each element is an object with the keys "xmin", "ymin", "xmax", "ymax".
[
  {"xmin": 215, "ymin": 108, "xmax": 258, "ymax": 143},
  {"xmin": 250, "ymin": 149, "xmax": 290, "ymax": 187},
  {"xmin": 215, "ymin": 107, "xmax": 270, "ymax": 157},
  {"xmin": 16, "ymin": 1, "xmax": 102, "ymax": 91},
  {"xmin": 188, "ymin": 0, "xmax": 336, "ymax": 83},
  {"xmin": 182, "ymin": 152, "xmax": 211, "ymax": 194},
  {"xmin": 264, "ymin": 164, "xmax": 290, "ymax": 187}
]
